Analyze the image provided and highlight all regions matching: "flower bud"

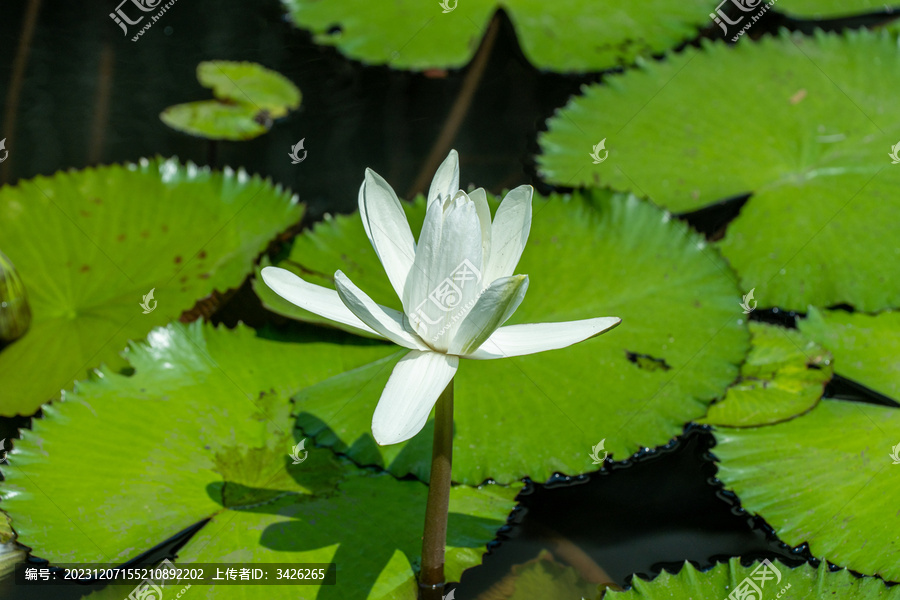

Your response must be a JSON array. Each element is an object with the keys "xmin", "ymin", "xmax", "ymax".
[{"xmin": 0, "ymin": 250, "xmax": 31, "ymax": 343}]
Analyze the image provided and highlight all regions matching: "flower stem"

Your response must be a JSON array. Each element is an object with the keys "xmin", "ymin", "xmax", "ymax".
[{"xmin": 419, "ymin": 379, "xmax": 454, "ymax": 600}]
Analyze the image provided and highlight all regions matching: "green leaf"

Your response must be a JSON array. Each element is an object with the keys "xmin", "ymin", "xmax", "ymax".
[
  {"xmin": 776, "ymin": 0, "xmax": 897, "ymax": 19},
  {"xmin": 714, "ymin": 400, "xmax": 900, "ymax": 581},
  {"xmin": 701, "ymin": 322, "xmax": 832, "ymax": 427},
  {"xmin": 160, "ymin": 101, "xmax": 269, "ymax": 141},
  {"xmin": 798, "ymin": 307, "xmax": 900, "ymax": 401},
  {"xmin": 537, "ymin": 30, "xmax": 900, "ymax": 312},
  {"xmin": 280, "ymin": 0, "xmax": 719, "ymax": 72},
  {"xmin": 161, "ymin": 61, "xmax": 301, "ymax": 140},
  {"xmin": 197, "ymin": 61, "xmax": 301, "ymax": 118},
  {"xmin": 0, "ymin": 158, "xmax": 302, "ymax": 416},
  {"xmin": 605, "ymin": 558, "xmax": 900, "ymax": 599},
  {"xmin": 473, "ymin": 551, "xmax": 601, "ymax": 600},
  {"xmin": 255, "ymin": 190, "xmax": 749, "ymax": 485},
  {"xmin": 1, "ymin": 323, "xmax": 519, "ymax": 600}
]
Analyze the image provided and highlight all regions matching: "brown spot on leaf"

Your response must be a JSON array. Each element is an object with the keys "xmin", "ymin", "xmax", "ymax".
[
  {"xmin": 790, "ymin": 89, "xmax": 807, "ymax": 104},
  {"xmin": 80, "ymin": 265, "xmax": 90, "ymax": 273},
  {"xmin": 199, "ymin": 273, "xmax": 210, "ymax": 279},
  {"xmin": 140, "ymin": 230, "xmax": 150, "ymax": 239},
  {"xmin": 174, "ymin": 256, "xmax": 182, "ymax": 264},
  {"xmin": 92, "ymin": 197, "xmax": 103, "ymax": 205},
  {"xmin": 198, "ymin": 250, "xmax": 207, "ymax": 259},
  {"xmin": 117, "ymin": 234, "xmax": 126, "ymax": 242},
  {"xmin": 79, "ymin": 210, "xmax": 91, "ymax": 217}
]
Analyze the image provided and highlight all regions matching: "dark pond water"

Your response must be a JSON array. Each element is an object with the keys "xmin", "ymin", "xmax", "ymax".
[{"xmin": 1, "ymin": 1, "xmax": 897, "ymax": 599}]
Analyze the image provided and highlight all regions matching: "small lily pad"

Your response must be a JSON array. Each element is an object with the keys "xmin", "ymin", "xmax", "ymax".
[
  {"xmin": 197, "ymin": 61, "xmax": 301, "ymax": 118},
  {"xmin": 1, "ymin": 323, "xmax": 519, "ymax": 600},
  {"xmin": 281, "ymin": 0, "xmax": 720, "ymax": 72},
  {"xmin": 160, "ymin": 101, "xmax": 269, "ymax": 141},
  {"xmin": 537, "ymin": 30, "xmax": 900, "ymax": 312},
  {"xmin": 798, "ymin": 307, "xmax": 900, "ymax": 401},
  {"xmin": 605, "ymin": 558, "xmax": 900, "ymax": 599},
  {"xmin": 255, "ymin": 190, "xmax": 748, "ymax": 485},
  {"xmin": 0, "ymin": 157, "xmax": 302, "ymax": 415},
  {"xmin": 701, "ymin": 322, "xmax": 832, "ymax": 427},
  {"xmin": 160, "ymin": 61, "xmax": 301, "ymax": 140},
  {"xmin": 714, "ymin": 399, "xmax": 900, "ymax": 581}
]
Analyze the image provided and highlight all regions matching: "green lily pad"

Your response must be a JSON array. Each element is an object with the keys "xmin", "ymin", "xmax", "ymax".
[
  {"xmin": 0, "ymin": 157, "xmax": 302, "ymax": 416},
  {"xmin": 161, "ymin": 61, "xmax": 300, "ymax": 140},
  {"xmin": 197, "ymin": 61, "xmax": 301, "ymax": 118},
  {"xmin": 281, "ymin": 0, "xmax": 717, "ymax": 72},
  {"xmin": 537, "ymin": 30, "xmax": 900, "ymax": 312},
  {"xmin": 255, "ymin": 190, "xmax": 749, "ymax": 485},
  {"xmin": 714, "ymin": 399, "xmax": 900, "ymax": 581},
  {"xmin": 1, "ymin": 322, "xmax": 519, "ymax": 600},
  {"xmin": 701, "ymin": 322, "xmax": 832, "ymax": 427},
  {"xmin": 160, "ymin": 101, "xmax": 269, "ymax": 141},
  {"xmin": 472, "ymin": 550, "xmax": 600, "ymax": 600},
  {"xmin": 776, "ymin": 0, "xmax": 897, "ymax": 19},
  {"xmin": 605, "ymin": 557, "xmax": 900, "ymax": 600},
  {"xmin": 798, "ymin": 307, "xmax": 900, "ymax": 401}
]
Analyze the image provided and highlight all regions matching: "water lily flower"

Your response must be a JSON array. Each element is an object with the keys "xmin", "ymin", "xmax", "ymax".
[{"xmin": 261, "ymin": 150, "xmax": 620, "ymax": 445}]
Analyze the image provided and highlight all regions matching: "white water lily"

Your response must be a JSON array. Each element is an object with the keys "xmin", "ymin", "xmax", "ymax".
[{"xmin": 261, "ymin": 150, "xmax": 620, "ymax": 446}]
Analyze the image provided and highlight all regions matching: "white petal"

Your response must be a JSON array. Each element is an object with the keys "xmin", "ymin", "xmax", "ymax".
[
  {"xmin": 403, "ymin": 195, "xmax": 484, "ymax": 351},
  {"xmin": 463, "ymin": 317, "xmax": 621, "ymax": 360},
  {"xmin": 359, "ymin": 168, "xmax": 417, "ymax": 299},
  {"xmin": 371, "ymin": 351, "xmax": 458, "ymax": 445},
  {"xmin": 334, "ymin": 271, "xmax": 428, "ymax": 351},
  {"xmin": 260, "ymin": 267, "xmax": 379, "ymax": 336},
  {"xmin": 448, "ymin": 275, "xmax": 529, "ymax": 356},
  {"xmin": 485, "ymin": 185, "xmax": 532, "ymax": 284},
  {"xmin": 427, "ymin": 150, "xmax": 460, "ymax": 207},
  {"xmin": 469, "ymin": 187, "xmax": 492, "ymax": 272}
]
